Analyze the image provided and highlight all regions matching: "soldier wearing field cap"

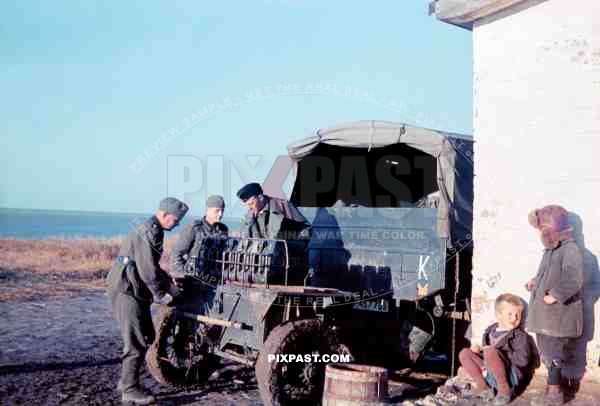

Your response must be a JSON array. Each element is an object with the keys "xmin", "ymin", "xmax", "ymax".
[
  {"xmin": 106, "ymin": 197, "xmax": 188, "ymax": 405},
  {"xmin": 172, "ymin": 194, "xmax": 229, "ymax": 273},
  {"xmin": 236, "ymin": 182, "xmax": 311, "ymax": 241}
]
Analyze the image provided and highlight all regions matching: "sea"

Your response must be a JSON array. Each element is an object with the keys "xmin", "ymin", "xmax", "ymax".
[{"xmin": 0, "ymin": 208, "xmax": 241, "ymax": 240}]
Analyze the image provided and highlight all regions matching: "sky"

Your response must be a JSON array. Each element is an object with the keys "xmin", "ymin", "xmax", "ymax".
[{"xmin": 1, "ymin": 1, "xmax": 472, "ymax": 217}]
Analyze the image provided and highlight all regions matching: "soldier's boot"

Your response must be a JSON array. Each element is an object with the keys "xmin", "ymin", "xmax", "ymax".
[
  {"xmin": 120, "ymin": 360, "xmax": 155, "ymax": 405},
  {"xmin": 118, "ymin": 362, "xmax": 136, "ymax": 394},
  {"xmin": 122, "ymin": 388, "xmax": 155, "ymax": 405}
]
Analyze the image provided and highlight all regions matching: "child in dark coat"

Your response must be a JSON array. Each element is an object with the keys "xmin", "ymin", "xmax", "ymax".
[
  {"xmin": 526, "ymin": 205, "xmax": 583, "ymax": 404},
  {"xmin": 459, "ymin": 293, "xmax": 538, "ymax": 405}
]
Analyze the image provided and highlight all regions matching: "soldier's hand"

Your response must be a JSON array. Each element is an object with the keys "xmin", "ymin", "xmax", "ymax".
[
  {"xmin": 170, "ymin": 270, "xmax": 187, "ymax": 280},
  {"xmin": 170, "ymin": 277, "xmax": 185, "ymax": 293},
  {"xmin": 155, "ymin": 293, "xmax": 174, "ymax": 306},
  {"xmin": 169, "ymin": 271, "xmax": 187, "ymax": 289},
  {"xmin": 168, "ymin": 283, "xmax": 183, "ymax": 298}
]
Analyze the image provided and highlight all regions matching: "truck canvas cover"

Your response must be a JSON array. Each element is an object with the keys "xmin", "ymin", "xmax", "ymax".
[{"xmin": 285, "ymin": 120, "xmax": 474, "ymax": 301}]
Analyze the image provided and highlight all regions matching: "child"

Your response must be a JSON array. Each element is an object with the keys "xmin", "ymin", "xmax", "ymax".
[
  {"xmin": 459, "ymin": 293, "xmax": 537, "ymax": 405},
  {"xmin": 526, "ymin": 205, "xmax": 583, "ymax": 404}
]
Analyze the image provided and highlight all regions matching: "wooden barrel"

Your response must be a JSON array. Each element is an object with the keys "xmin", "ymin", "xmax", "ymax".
[{"xmin": 322, "ymin": 363, "xmax": 388, "ymax": 405}]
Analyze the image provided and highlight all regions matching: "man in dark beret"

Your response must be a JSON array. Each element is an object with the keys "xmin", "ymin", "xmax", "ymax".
[
  {"xmin": 236, "ymin": 182, "xmax": 311, "ymax": 242},
  {"xmin": 236, "ymin": 182, "xmax": 263, "ymax": 202},
  {"xmin": 172, "ymin": 194, "xmax": 229, "ymax": 273},
  {"xmin": 106, "ymin": 197, "xmax": 188, "ymax": 405}
]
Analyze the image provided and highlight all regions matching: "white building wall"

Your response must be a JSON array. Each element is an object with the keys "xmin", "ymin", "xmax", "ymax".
[{"xmin": 472, "ymin": 0, "xmax": 600, "ymax": 379}]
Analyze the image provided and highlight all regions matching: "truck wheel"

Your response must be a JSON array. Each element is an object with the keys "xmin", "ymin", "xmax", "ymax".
[
  {"xmin": 146, "ymin": 306, "xmax": 217, "ymax": 386},
  {"xmin": 255, "ymin": 319, "xmax": 351, "ymax": 406}
]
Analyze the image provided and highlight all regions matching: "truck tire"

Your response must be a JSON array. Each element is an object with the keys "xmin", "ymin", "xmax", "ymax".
[
  {"xmin": 255, "ymin": 319, "xmax": 351, "ymax": 406},
  {"xmin": 146, "ymin": 306, "xmax": 217, "ymax": 386}
]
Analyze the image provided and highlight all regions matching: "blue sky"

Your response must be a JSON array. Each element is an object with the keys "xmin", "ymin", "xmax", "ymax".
[{"xmin": 1, "ymin": 1, "xmax": 472, "ymax": 216}]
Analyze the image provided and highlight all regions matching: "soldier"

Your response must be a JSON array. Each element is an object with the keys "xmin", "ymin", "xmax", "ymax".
[
  {"xmin": 171, "ymin": 194, "xmax": 229, "ymax": 273},
  {"xmin": 106, "ymin": 197, "xmax": 189, "ymax": 405},
  {"xmin": 236, "ymin": 182, "xmax": 311, "ymax": 241}
]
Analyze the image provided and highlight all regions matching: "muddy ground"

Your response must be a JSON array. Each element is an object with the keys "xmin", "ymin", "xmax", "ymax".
[
  {"xmin": 0, "ymin": 293, "xmax": 447, "ymax": 406},
  {"xmin": 0, "ymin": 294, "xmax": 264, "ymax": 406},
  {"xmin": 1, "ymin": 293, "xmax": 599, "ymax": 405}
]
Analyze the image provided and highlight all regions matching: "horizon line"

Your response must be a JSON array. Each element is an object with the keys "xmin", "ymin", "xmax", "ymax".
[{"xmin": 0, "ymin": 206, "xmax": 243, "ymax": 218}]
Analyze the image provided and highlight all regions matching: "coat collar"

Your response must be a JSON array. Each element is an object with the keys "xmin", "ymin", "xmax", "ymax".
[
  {"xmin": 245, "ymin": 196, "xmax": 272, "ymax": 220},
  {"xmin": 543, "ymin": 232, "xmax": 575, "ymax": 251},
  {"xmin": 486, "ymin": 322, "xmax": 523, "ymax": 341},
  {"xmin": 149, "ymin": 215, "xmax": 161, "ymax": 229},
  {"xmin": 194, "ymin": 216, "xmax": 223, "ymax": 231}
]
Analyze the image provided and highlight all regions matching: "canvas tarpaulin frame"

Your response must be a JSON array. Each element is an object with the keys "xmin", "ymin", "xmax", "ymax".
[{"xmin": 285, "ymin": 120, "xmax": 474, "ymax": 249}]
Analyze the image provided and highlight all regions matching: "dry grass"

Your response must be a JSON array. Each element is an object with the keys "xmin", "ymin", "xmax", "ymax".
[
  {"xmin": 0, "ymin": 238, "xmax": 122, "ymax": 274},
  {"xmin": 0, "ymin": 236, "xmax": 184, "ymax": 302},
  {"xmin": 0, "ymin": 238, "xmax": 122, "ymax": 302}
]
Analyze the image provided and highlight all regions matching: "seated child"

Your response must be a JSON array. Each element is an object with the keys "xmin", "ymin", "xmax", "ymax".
[{"xmin": 459, "ymin": 293, "xmax": 538, "ymax": 405}]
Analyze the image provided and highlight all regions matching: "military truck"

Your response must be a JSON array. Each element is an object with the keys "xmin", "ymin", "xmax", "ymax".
[
  {"xmin": 287, "ymin": 120, "xmax": 474, "ymax": 368},
  {"xmin": 145, "ymin": 121, "xmax": 474, "ymax": 406}
]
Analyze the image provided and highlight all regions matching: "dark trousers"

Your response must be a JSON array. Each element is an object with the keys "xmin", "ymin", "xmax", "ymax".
[
  {"xmin": 111, "ymin": 293, "xmax": 155, "ymax": 391},
  {"xmin": 536, "ymin": 334, "xmax": 578, "ymax": 368}
]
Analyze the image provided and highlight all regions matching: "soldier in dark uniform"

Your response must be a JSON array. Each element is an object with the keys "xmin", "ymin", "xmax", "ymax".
[
  {"xmin": 236, "ymin": 182, "xmax": 311, "ymax": 241},
  {"xmin": 106, "ymin": 197, "xmax": 189, "ymax": 405},
  {"xmin": 171, "ymin": 195, "xmax": 229, "ymax": 273},
  {"xmin": 237, "ymin": 183, "xmax": 311, "ymax": 285}
]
